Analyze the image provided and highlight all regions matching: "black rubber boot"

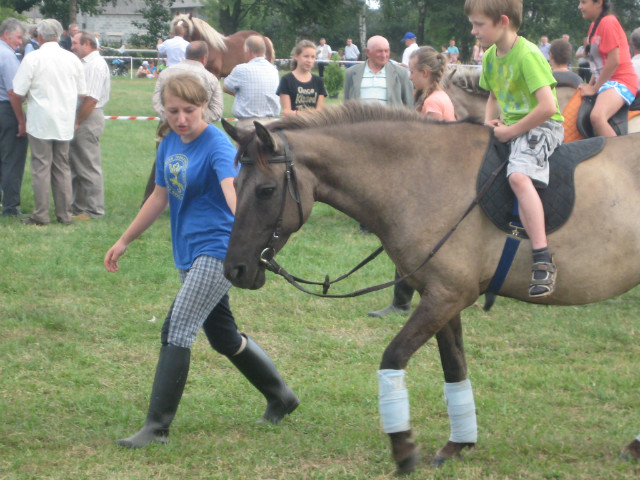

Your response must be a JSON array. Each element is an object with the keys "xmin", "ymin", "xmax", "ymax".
[
  {"xmin": 368, "ymin": 270, "xmax": 414, "ymax": 317},
  {"xmin": 228, "ymin": 336, "xmax": 299, "ymax": 424},
  {"xmin": 117, "ymin": 344, "xmax": 190, "ymax": 448}
]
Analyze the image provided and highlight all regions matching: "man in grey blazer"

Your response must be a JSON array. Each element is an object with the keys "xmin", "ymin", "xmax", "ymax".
[
  {"xmin": 344, "ymin": 35, "xmax": 413, "ymax": 107},
  {"xmin": 344, "ymin": 35, "xmax": 415, "ymax": 317}
]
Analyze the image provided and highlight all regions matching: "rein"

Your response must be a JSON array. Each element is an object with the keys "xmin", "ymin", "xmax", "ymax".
[{"xmin": 240, "ymin": 131, "xmax": 507, "ymax": 299}]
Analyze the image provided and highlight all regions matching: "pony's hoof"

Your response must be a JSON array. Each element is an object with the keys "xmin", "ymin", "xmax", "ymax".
[
  {"xmin": 620, "ymin": 439, "xmax": 640, "ymax": 462},
  {"xmin": 430, "ymin": 441, "xmax": 475, "ymax": 468},
  {"xmin": 395, "ymin": 451, "xmax": 420, "ymax": 475}
]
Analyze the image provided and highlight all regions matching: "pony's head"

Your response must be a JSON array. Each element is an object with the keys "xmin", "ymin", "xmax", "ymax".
[
  {"xmin": 221, "ymin": 104, "xmax": 427, "ymax": 289},
  {"xmin": 442, "ymin": 65, "xmax": 488, "ymax": 123}
]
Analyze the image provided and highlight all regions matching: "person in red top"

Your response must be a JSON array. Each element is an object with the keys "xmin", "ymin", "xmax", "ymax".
[{"xmin": 577, "ymin": 0, "xmax": 637, "ymax": 137}]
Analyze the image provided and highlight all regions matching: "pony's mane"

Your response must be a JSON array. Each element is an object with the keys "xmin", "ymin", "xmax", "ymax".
[
  {"xmin": 270, "ymin": 101, "xmax": 425, "ymax": 133},
  {"xmin": 442, "ymin": 65, "xmax": 487, "ymax": 97},
  {"xmin": 172, "ymin": 14, "xmax": 227, "ymax": 52}
]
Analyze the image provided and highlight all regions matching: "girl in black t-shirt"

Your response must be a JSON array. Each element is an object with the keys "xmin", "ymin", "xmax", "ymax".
[{"xmin": 277, "ymin": 40, "xmax": 328, "ymax": 117}]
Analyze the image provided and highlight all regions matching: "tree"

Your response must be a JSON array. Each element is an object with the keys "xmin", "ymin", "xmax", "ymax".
[
  {"xmin": 129, "ymin": 0, "xmax": 174, "ymax": 48},
  {"xmin": 2, "ymin": 0, "xmax": 118, "ymax": 27}
]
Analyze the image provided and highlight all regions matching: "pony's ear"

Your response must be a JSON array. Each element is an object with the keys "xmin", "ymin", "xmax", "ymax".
[
  {"xmin": 222, "ymin": 119, "xmax": 239, "ymax": 142},
  {"xmin": 254, "ymin": 122, "xmax": 276, "ymax": 153}
]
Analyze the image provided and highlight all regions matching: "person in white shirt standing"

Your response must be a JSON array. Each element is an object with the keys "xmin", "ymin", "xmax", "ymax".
[
  {"xmin": 315, "ymin": 37, "xmax": 332, "ymax": 77},
  {"xmin": 13, "ymin": 19, "xmax": 86, "ymax": 226},
  {"xmin": 69, "ymin": 30, "xmax": 110, "ymax": 220},
  {"xmin": 157, "ymin": 24, "xmax": 190, "ymax": 67},
  {"xmin": 400, "ymin": 32, "xmax": 419, "ymax": 68}
]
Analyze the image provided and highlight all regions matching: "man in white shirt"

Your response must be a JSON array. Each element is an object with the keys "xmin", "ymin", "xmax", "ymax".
[
  {"xmin": 13, "ymin": 19, "xmax": 86, "ymax": 226},
  {"xmin": 316, "ymin": 37, "xmax": 332, "ymax": 77},
  {"xmin": 69, "ymin": 30, "xmax": 110, "ymax": 220},
  {"xmin": 400, "ymin": 32, "xmax": 419, "ymax": 68},
  {"xmin": 344, "ymin": 38, "xmax": 360, "ymax": 68},
  {"xmin": 157, "ymin": 24, "xmax": 190, "ymax": 66}
]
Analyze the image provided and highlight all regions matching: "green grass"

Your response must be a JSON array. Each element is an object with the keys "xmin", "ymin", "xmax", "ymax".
[{"xmin": 1, "ymin": 78, "xmax": 639, "ymax": 479}]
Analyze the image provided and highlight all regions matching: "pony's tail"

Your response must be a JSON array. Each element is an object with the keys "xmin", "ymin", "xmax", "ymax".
[{"xmin": 264, "ymin": 36, "xmax": 275, "ymax": 64}]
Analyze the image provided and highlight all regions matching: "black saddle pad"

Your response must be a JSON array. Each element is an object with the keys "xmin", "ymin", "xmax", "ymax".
[{"xmin": 477, "ymin": 135, "xmax": 606, "ymax": 236}]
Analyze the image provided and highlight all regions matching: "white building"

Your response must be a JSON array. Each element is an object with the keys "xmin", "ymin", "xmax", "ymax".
[{"xmin": 22, "ymin": 0, "xmax": 205, "ymax": 45}]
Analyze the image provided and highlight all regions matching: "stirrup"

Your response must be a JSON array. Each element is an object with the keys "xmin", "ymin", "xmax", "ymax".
[{"xmin": 528, "ymin": 258, "xmax": 557, "ymax": 298}]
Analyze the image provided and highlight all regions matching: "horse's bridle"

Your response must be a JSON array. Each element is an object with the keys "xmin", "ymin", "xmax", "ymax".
[
  {"xmin": 239, "ymin": 131, "xmax": 304, "ymax": 270},
  {"xmin": 238, "ymin": 130, "xmax": 509, "ymax": 299}
]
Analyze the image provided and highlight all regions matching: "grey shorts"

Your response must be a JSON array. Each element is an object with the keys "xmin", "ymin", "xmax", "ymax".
[{"xmin": 506, "ymin": 120, "xmax": 564, "ymax": 188}]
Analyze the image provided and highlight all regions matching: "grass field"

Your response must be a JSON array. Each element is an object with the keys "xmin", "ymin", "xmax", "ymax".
[{"xmin": 1, "ymin": 77, "xmax": 639, "ymax": 479}]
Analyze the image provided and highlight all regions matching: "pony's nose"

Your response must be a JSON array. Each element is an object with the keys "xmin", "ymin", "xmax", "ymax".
[{"xmin": 224, "ymin": 262, "xmax": 246, "ymax": 284}]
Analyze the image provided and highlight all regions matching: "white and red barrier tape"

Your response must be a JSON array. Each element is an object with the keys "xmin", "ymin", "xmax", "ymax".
[{"xmin": 104, "ymin": 116, "xmax": 239, "ymax": 122}]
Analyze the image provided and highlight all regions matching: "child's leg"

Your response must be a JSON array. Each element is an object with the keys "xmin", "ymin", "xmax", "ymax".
[
  {"xmin": 508, "ymin": 173, "xmax": 547, "ymax": 249},
  {"xmin": 590, "ymin": 88, "xmax": 625, "ymax": 138}
]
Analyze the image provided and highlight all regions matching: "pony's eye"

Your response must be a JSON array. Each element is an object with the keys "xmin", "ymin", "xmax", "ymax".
[{"xmin": 256, "ymin": 185, "xmax": 276, "ymax": 200}]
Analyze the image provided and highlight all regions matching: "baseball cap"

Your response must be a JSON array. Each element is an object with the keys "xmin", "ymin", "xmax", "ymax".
[
  {"xmin": 142, "ymin": 61, "xmax": 149, "ymax": 66},
  {"xmin": 401, "ymin": 32, "xmax": 416, "ymax": 42}
]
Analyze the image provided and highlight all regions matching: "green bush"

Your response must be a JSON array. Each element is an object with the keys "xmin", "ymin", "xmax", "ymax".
[{"xmin": 323, "ymin": 53, "xmax": 344, "ymax": 99}]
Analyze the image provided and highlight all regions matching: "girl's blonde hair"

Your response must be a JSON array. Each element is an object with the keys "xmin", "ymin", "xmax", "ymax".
[
  {"xmin": 410, "ymin": 46, "xmax": 448, "ymax": 109},
  {"xmin": 161, "ymin": 73, "xmax": 208, "ymax": 107},
  {"xmin": 290, "ymin": 39, "xmax": 316, "ymax": 70}
]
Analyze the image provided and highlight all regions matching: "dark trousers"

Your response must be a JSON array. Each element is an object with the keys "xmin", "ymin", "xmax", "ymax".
[
  {"xmin": 317, "ymin": 61, "xmax": 328, "ymax": 77},
  {"xmin": 0, "ymin": 102, "xmax": 28, "ymax": 214}
]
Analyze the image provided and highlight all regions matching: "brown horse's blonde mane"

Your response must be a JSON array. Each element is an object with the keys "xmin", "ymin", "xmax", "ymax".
[
  {"xmin": 172, "ymin": 14, "xmax": 227, "ymax": 52},
  {"xmin": 442, "ymin": 65, "xmax": 488, "ymax": 97},
  {"xmin": 270, "ymin": 101, "xmax": 425, "ymax": 133}
]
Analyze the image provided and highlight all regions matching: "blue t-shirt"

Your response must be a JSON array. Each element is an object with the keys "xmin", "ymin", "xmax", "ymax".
[{"xmin": 156, "ymin": 125, "xmax": 238, "ymax": 269}]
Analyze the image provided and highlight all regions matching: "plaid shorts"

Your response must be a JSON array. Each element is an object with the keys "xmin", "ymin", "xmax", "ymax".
[
  {"xmin": 167, "ymin": 255, "xmax": 231, "ymax": 348},
  {"xmin": 506, "ymin": 120, "xmax": 564, "ymax": 188}
]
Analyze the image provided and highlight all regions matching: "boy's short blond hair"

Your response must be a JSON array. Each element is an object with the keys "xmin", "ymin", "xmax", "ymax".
[{"xmin": 464, "ymin": 0, "xmax": 523, "ymax": 31}]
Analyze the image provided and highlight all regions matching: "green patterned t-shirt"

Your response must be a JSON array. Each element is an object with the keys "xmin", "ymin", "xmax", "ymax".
[{"xmin": 480, "ymin": 36, "xmax": 564, "ymax": 126}]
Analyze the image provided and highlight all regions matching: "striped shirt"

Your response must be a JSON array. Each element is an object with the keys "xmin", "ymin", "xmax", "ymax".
[
  {"xmin": 81, "ymin": 50, "xmax": 110, "ymax": 109},
  {"xmin": 360, "ymin": 64, "xmax": 388, "ymax": 104}
]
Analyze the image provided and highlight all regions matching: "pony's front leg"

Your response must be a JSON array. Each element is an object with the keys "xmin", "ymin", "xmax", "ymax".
[
  {"xmin": 620, "ymin": 434, "xmax": 640, "ymax": 461},
  {"xmin": 431, "ymin": 313, "xmax": 477, "ymax": 467},
  {"xmin": 378, "ymin": 303, "xmax": 462, "ymax": 474}
]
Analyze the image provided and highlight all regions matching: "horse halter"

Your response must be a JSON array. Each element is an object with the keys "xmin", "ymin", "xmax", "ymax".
[{"xmin": 239, "ymin": 131, "xmax": 304, "ymax": 270}]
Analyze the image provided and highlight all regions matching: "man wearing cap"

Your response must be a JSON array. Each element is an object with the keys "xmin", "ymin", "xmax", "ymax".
[
  {"xmin": 400, "ymin": 32, "xmax": 419, "ymax": 68},
  {"xmin": 136, "ymin": 60, "xmax": 152, "ymax": 78},
  {"xmin": 13, "ymin": 18, "xmax": 86, "ymax": 226}
]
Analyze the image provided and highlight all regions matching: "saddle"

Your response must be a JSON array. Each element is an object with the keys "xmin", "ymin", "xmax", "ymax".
[
  {"xmin": 477, "ymin": 134, "xmax": 606, "ymax": 237},
  {"xmin": 563, "ymin": 90, "xmax": 629, "ymax": 142}
]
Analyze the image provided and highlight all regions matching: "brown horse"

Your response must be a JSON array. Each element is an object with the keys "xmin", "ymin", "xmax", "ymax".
[
  {"xmin": 221, "ymin": 103, "xmax": 640, "ymax": 474},
  {"xmin": 172, "ymin": 14, "xmax": 275, "ymax": 78}
]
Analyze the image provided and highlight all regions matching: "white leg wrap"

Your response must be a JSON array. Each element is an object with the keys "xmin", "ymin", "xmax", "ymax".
[
  {"xmin": 444, "ymin": 379, "xmax": 477, "ymax": 443},
  {"xmin": 636, "ymin": 432, "xmax": 640, "ymax": 442},
  {"xmin": 378, "ymin": 369, "xmax": 410, "ymax": 433}
]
